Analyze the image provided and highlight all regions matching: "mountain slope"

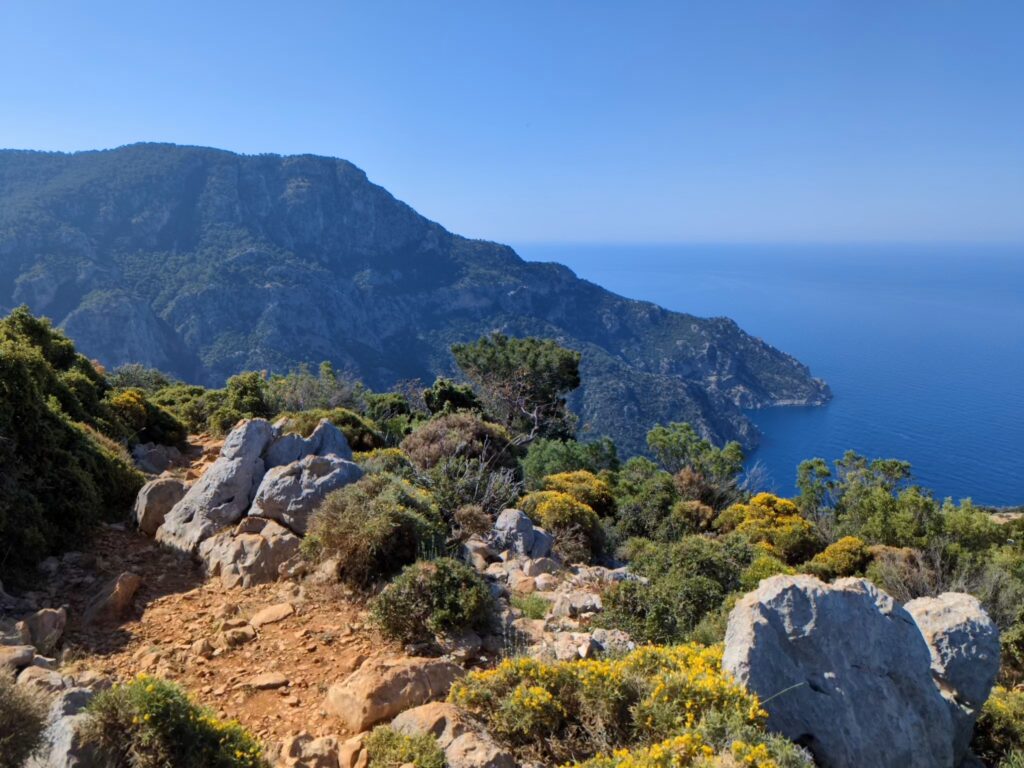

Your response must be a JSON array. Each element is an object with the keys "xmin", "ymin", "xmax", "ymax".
[{"xmin": 0, "ymin": 143, "xmax": 829, "ymax": 455}]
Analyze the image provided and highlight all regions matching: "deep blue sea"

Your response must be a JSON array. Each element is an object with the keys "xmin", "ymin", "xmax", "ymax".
[{"xmin": 515, "ymin": 244, "xmax": 1024, "ymax": 507}]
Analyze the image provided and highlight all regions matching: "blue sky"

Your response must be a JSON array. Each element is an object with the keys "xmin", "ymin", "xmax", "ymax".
[{"xmin": 1, "ymin": 1, "xmax": 1022, "ymax": 243}]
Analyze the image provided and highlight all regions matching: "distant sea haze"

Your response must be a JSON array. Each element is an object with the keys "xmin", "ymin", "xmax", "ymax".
[{"xmin": 516, "ymin": 243, "xmax": 1024, "ymax": 507}]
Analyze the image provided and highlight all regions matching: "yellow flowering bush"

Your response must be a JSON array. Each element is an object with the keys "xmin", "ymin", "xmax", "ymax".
[
  {"xmin": 450, "ymin": 644, "xmax": 764, "ymax": 764},
  {"xmin": 716, "ymin": 494, "xmax": 822, "ymax": 564},
  {"xmin": 801, "ymin": 536, "xmax": 869, "ymax": 580},
  {"xmin": 81, "ymin": 674, "xmax": 267, "ymax": 767},
  {"xmin": 519, "ymin": 490, "xmax": 604, "ymax": 562},
  {"xmin": 543, "ymin": 470, "xmax": 618, "ymax": 518}
]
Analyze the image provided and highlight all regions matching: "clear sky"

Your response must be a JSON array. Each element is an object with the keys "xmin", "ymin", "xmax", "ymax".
[{"xmin": 1, "ymin": 1, "xmax": 1022, "ymax": 244}]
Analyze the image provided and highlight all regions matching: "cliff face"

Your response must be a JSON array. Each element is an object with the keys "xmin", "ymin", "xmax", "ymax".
[{"xmin": 0, "ymin": 143, "xmax": 829, "ymax": 454}]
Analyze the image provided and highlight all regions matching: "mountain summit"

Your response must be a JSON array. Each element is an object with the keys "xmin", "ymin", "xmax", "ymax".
[{"xmin": 0, "ymin": 143, "xmax": 828, "ymax": 454}]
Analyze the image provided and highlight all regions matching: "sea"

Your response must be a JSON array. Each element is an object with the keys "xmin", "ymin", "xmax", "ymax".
[{"xmin": 514, "ymin": 244, "xmax": 1024, "ymax": 507}]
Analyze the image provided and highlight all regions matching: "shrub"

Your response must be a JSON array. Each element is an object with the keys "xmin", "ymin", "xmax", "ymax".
[
  {"xmin": 105, "ymin": 388, "xmax": 187, "ymax": 445},
  {"xmin": 151, "ymin": 384, "xmax": 226, "ymax": 434},
  {"xmin": 0, "ymin": 670, "xmax": 48, "ymax": 767},
  {"xmin": 107, "ymin": 363, "xmax": 174, "ymax": 392},
  {"xmin": 355, "ymin": 448, "xmax": 415, "ymax": 477},
  {"xmin": 542, "ymin": 471, "xmax": 617, "ymax": 518},
  {"xmin": 224, "ymin": 371, "xmax": 272, "ymax": 419},
  {"xmin": 82, "ymin": 675, "xmax": 267, "ymax": 767},
  {"xmin": 453, "ymin": 503, "xmax": 493, "ymax": 540},
  {"xmin": 426, "ymin": 456, "xmax": 523, "ymax": 520},
  {"xmin": 423, "ymin": 376, "xmax": 483, "ymax": 416},
  {"xmin": 302, "ymin": 474, "xmax": 444, "ymax": 587},
  {"xmin": 279, "ymin": 407, "xmax": 384, "ymax": 451},
  {"xmin": 521, "ymin": 437, "xmax": 618, "ymax": 490},
  {"xmin": 801, "ymin": 536, "xmax": 870, "ymax": 580},
  {"xmin": 511, "ymin": 593, "xmax": 552, "ymax": 620},
  {"xmin": 975, "ymin": 687, "xmax": 1024, "ymax": 765},
  {"xmin": 370, "ymin": 558, "xmax": 493, "ymax": 644},
  {"xmin": 449, "ymin": 644, "xmax": 766, "ymax": 765},
  {"xmin": 717, "ymin": 493, "xmax": 823, "ymax": 564},
  {"xmin": 520, "ymin": 490, "xmax": 603, "ymax": 563},
  {"xmin": 740, "ymin": 553, "xmax": 796, "ymax": 591},
  {"xmin": 863, "ymin": 545, "xmax": 938, "ymax": 603},
  {"xmin": 364, "ymin": 725, "xmax": 445, "ymax": 768},
  {"xmin": 400, "ymin": 412, "xmax": 517, "ymax": 472},
  {"xmin": 655, "ymin": 500, "xmax": 717, "ymax": 541},
  {"xmin": 610, "ymin": 457, "xmax": 679, "ymax": 543}
]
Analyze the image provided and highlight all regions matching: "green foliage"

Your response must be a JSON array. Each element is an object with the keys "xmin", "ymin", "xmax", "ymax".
[
  {"xmin": 801, "ymin": 535, "xmax": 870, "ymax": 580},
  {"xmin": 645, "ymin": 422, "xmax": 743, "ymax": 493},
  {"xmin": 107, "ymin": 363, "xmax": 175, "ymax": 393},
  {"xmin": 511, "ymin": 593, "xmax": 552, "ymax": 620},
  {"xmin": 451, "ymin": 332, "xmax": 581, "ymax": 439},
  {"xmin": 609, "ymin": 457, "xmax": 679, "ymax": 543},
  {"xmin": 354, "ymin": 448, "xmax": 415, "ymax": 477},
  {"xmin": 400, "ymin": 411, "xmax": 517, "ymax": 472},
  {"xmin": 279, "ymin": 407, "xmax": 385, "ymax": 451},
  {"xmin": 519, "ymin": 490, "xmax": 603, "ymax": 563},
  {"xmin": 370, "ymin": 557, "xmax": 493, "ymax": 644},
  {"xmin": 224, "ymin": 371, "xmax": 272, "ymax": 419},
  {"xmin": 82, "ymin": 675, "xmax": 267, "ymax": 767},
  {"xmin": 975, "ymin": 687, "xmax": 1024, "ymax": 765},
  {"xmin": 0, "ymin": 670, "xmax": 48, "ymax": 767},
  {"xmin": 266, "ymin": 361, "xmax": 364, "ymax": 413},
  {"xmin": 542, "ymin": 470, "xmax": 617, "ymax": 518},
  {"xmin": 105, "ymin": 388, "xmax": 187, "ymax": 445},
  {"xmin": 521, "ymin": 437, "xmax": 619, "ymax": 490},
  {"xmin": 741, "ymin": 553, "xmax": 796, "ymax": 591},
  {"xmin": 302, "ymin": 474, "xmax": 444, "ymax": 587},
  {"xmin": 364, "ymin": 725, "xmax": 445, "ymax": 768},
  {"xmin": 0, "ymin": 308, "xmax": 145, "ymax": 583},
  {"xmin": 423, "ymin": 376, "xmax": 482, "ymax": 416},
  {"xmin": 425, "ymin": 456, "xmax": 523, "ymax": 521},
  {"xmin": 150, "ymin": 383, "xmax": 226, "ymax": 434}
]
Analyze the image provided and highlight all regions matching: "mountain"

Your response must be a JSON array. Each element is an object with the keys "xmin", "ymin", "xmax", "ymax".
[{"xmin": 0, "ymin": 143, "xmax": 829, "ymax": 455}]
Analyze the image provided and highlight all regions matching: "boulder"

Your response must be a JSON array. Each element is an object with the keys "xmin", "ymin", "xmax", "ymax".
[
  {"xmin": 0, "ymin": 644, "xmax": 36, "ymax": 670},
  {"xmin": 250, "ymin": 454, "xmax": 362, "ymax": 535},
  {"xmin": 250, "ymin": 602, "xmax": 295, "ymax": 627},
  {"xmin": 84, "ymin": 572, "xmax": 141, "ymax": 624},
  {"xmin": 16, "ymin": 607, "xmax": 67, "ymax": 655},
  {"xmin": 276, "ymin": 733, "xmax": 340, "ymax": 768},
  {"xmin": 906, "ymin": 592, "xmax": 1001, "ymax": 762},
  {"xmin": 198, "ymin": 517, "xmax": 301, "ymax": 588},
  {"xmin": 131, "ymin": 442, "xmax": 184, "ymax": 474},
  {"xmin": 489, "ymin": 509, "xmax": 552, "ymax": 559},
  {"xmin": 266, "ymin": 419, "xmax": 353, "ymax": 467},
  {"xmin": 133, "ymin": 477, "xmax": 187, "ymax": 536},
  {"xmin": 723, "ymin": 575, "xmax": 957, "ymax": 768},
  {"xmin": 551, "ymin": 590, "xmax": 602, "ymax": 618},
  {"xmin": 17, "ymin": 665, "xmax": 66, "ymax": 694},
  {"xmin": 325, "ymin": 658, "xmax": 463, "ymax": 732},
  {"xmin": 156, "ymin": 419, "xmax": 274, "ymax": 552},
  {"xmin": 391, "ymin": 702, "xmax": 515, "ymax": 768},
  {"xmin": 26, "ymin": 685, "xmax": 100, "ymax": 768}
]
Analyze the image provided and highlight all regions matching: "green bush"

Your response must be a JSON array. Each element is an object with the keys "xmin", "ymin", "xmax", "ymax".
[
  {"xmin": 520, "ymin": 490, "xmax": 603, "ymax": 563},
  {"xmin": 542, "ymin": 470, "xmax": 616, "ymax": 518},
  {"xmin": 400, "ymin": 411, "xmax": 518, "ymax": 472},
  {"xmin": 82, "ymin": 675, "xmax": 267, "ymax": 767},
  {"xmin": 717, "ymin": 493, "xmax": 823, "ymax": 564},
  {"xmin": 364, "ymin": 725, "xmax": 445, "ymax": 768},
  {"xmin": 279, "ymin": 407, "xmax": 384, "ymax": 451},
  {"xmin": 355, "ymin": 448, "xmax": 415, "ymax": 477},
  {"xmin": 975, "ymin": 687, "xmax": 1024, "ymax": 765},
  {"xmin": 105, "ymin": 387, "xmax": 187, "ymax": 445},
  {"xmin": 741, "ymin": 552, "xmax": 796, "ymax": 591},
  {"xmin": 521, "ymin": 437, "xmax": 618, "ymax": 490},
  {"xmin": 511, "ymin": 593, "xmax": 552, "ymax": 620},
  {"xmin": 423, "ymin": 376, "xmax": 483, "ymax": 416},
  {"xmin": 302, "ymin": 474, "xmax": 444, "ymax": 587},
  {"xmin": 609, "ymin": 456, "xmax": 679, "ymax": 543},
  {"xmin": 107, "ymin": 363, "xmax": 175, "ymax": 392},
  {"xmin": 151, "ymin": 383, "xmax": 226, "ymax": 434},
  {"xmin": 0, "ymin": 309, "xmax": 145, "ymax": 583},
  {"xmin": 801, "ymin": 535, "xmax": 870, "ymax": 580},
  {"xmin": 426, "ymin": 456, "xmax": 522, "ymax": 520},
  {"xmin": 370, "ymin": 558, "xmax": 493, "ymax": 644},
  {"xmin": 0, "ymin": 670, "xmax": 48, "ymax": 767}
]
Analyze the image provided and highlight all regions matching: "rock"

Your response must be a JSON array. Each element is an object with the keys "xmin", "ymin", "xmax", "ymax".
[
  {"xmin": 325, "ymin": 658, "xmax": 464, "ymax": 732},
  {"xmin": 0, "ymin": 644, "xmax": 36, "ymax": 670},
  {"xmin": 190, "ymin": 638, "xmax": 215, "ymax": 658},
  {"xmin": 250, "ymin": 454, "xmax": 362, "ymax": 535},
  {"xmin": 551, "ymin": 590, "xmax": 602, "ymax": 618},
  {"xmin": 489, "ymin": 509, "xmax": 552, "ymax": 559},
  {"xmin": 277, "ymin": 733, "xmax": 340, "ymax": 768},
  {"xmin": 461, "ymin": 536, "xmax": 496, "ymax": 571},
  {"xmin": 534, "ymin": 573, "xmax": 558, "ymax": 592},
  {"xmin": 337, "ymin": 734, "xmax": 369, "ymax": 768},
  {"xmin": 723, "ymin": 575, "xmax": 956, "ymax": 768},
  {"xmin": 591, "ymin": 628, "xmax": 634, "ymax": 656},
  {"xmin": 906, "ymin": 592, "xmax": 1001, "ymax": 762},
  {"xmin": 17, "ymin": 665, "xmax": 66, "ymax": 694},
  {"xmin": 156, "ymin": 419, "xmax": 274, "ymax": 552},
  {"xmin": 508, "ymin": 573, "xmax": 536, "ymax": 595},
  {"xmin": 221, "ymin": 625, "xmax": 257, "ymax": 647},
  {"xmin": 438, "ymin": 630, "xmax": 483, "ymax": 661},
  {"xmin": 26, "ymin": 685, "xmax": 100, "ymax": 768},
  {"xmin": 251, "ymin": 602, "xmax": 296, "ymax": 627},
  {"xmin": 132, "ymin": 442, "xmax": 184, "ymax": 474},
  {"xmin": 84, "ymin": 572, "xmax": 141, "ymax": 624},
  {"xmin": 523, "ymin": 557, "xmax": 559, "ymax": 577},
  {"xmin": 249, "ymin": 672, "xmax": 289, "ymax": 689},
  {"xmin": 16, "ymin": 607, "xmax": 67, "ymax": 655},
  {"xmin": 133, "ymin": 477, "xmax": 187, "ymax": 536},
  {"xmin": 552, "ymin": 632, "xmax": 597, "ymax": 661},
  {"xmin": 391, "ymin": 702, "xmax": 514, "ymax": 768},
  {"xmin": 199, "ymin": 517, "xmax": 301, "ymax": 588},
  {"xmin": 266, "ymin": 419, "xmax": 354, "ymax": 467}
]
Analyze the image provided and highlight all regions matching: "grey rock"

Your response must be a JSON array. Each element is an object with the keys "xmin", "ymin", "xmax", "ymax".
[
  {"xmin": 551, "ymin": 590, "xmax": 603, "ymax": 618},
  {"xmin": 723, "ymin": 575, "xmax": 956, "ymax": 768},
  {"xmin": 84, "ymin": 571, "xmax": 141, "ymax": 624},
  {"xmin": 15, "ymin": 607, "xmax": 67, "ymax": 655},
  {"xmin": 198, "ymin": 517, "xmax": 301, "ymax": 588},
  {"xmin": 250, "ymin": 453, "xmax": 362, "ymax": 535},
  {"xmin": 27, "ymin": 685, "xmax": 100, "ymax": 768},
  {"xmin": 156, "ymin": 419, "xmax": 274, "ymax": 552},
  {"xmin": 489, "ymin": 509, "xmax": 553, "ymax": 559},
  {"xmin": 131, "ymin": 442, "xmax": 184, "ymax": 474},
  {"xmin": 391, "ymin": 702, "xmax": 515, "ymax": 768},
  {"xmin": 906, "ymin": 592, "xmax": 1001, "ymax": 763},
  {"xmin": 133, "ymin": 477, "xmax": 187, "ymax": 536},
  {"xmin": 523, "ymin": 557, "xmax": 559, "ymax": 577},
  {"xmin": 265, "ymin": 418, "xmax": 354, "ymax": 467}
]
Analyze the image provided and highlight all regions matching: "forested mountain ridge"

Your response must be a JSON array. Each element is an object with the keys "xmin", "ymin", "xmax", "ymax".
[{"xmin": 0, "ymin": 143, "xmax": 829, "ymax": 454}]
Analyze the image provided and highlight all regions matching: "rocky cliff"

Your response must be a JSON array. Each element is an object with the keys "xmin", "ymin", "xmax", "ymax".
[{"xmin": 0, "ymin": 143, "xmax": 829, "ymax": 454}]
